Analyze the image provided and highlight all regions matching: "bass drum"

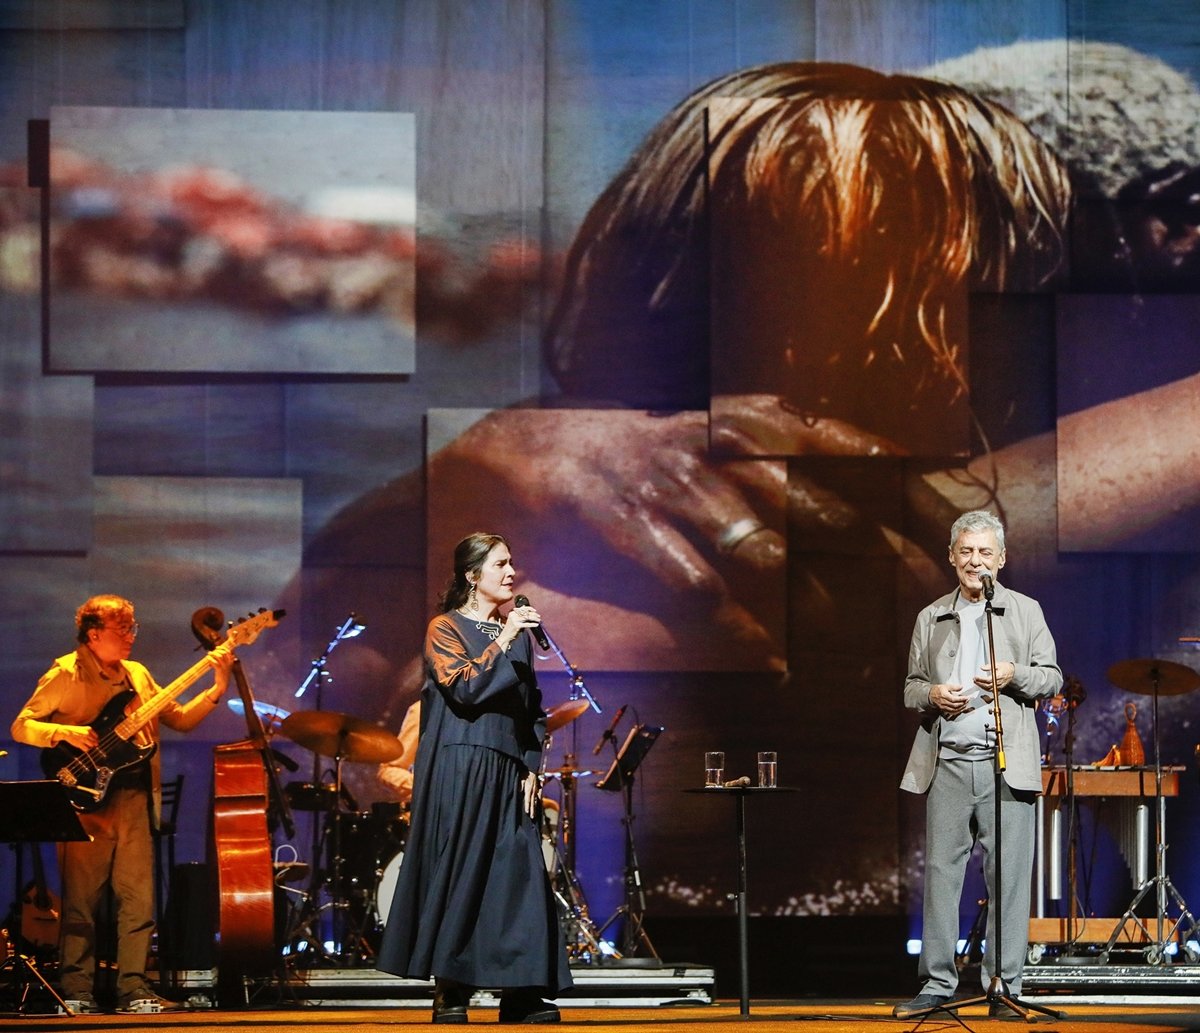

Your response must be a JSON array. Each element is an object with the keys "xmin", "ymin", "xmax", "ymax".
[{"xmin": 374, "ymin": 848, "xmax": 405, "ymax": 925}]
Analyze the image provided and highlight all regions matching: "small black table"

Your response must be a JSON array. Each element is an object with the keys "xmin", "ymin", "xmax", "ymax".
[{"xmin": 685, "ymin": 786, "xmax": 797, "ymax": 1016}]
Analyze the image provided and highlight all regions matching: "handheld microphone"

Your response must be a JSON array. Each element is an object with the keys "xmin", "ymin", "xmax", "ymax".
[
  {"xmin": 979, "ymin": 572, "xmax": 994, "ymax": 600},
  {"xmin": 514, "ymin": 594, "xmax": 551, "ymax": 650},
  {"xmin": 592, "ymin": 704, "xmax": 627, "ymax": 755}
]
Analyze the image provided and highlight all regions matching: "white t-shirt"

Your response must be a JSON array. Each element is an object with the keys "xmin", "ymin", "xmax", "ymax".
[{"xmin": 938, "ymin": 597, "xmax": 994, "ymax": 755}]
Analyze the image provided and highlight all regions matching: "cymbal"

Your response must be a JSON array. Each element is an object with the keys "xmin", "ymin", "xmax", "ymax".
[
  {"xmin": 546, "ymin": 699, "xmax": 589, "ymax": 733},
  {"xmin": 227, "ymin": 698, "xmax": 291, "ymax": 726},
  {"xmin": 280, "ymin": 710, "xmax": 403, "ymax": 763},
  {"xmin": 1107, "ymin": 658, "xmax": 1200, "ymax": 697}
]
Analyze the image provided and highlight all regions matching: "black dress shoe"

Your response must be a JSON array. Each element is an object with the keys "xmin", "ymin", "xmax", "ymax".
[
  {"xmin": 891, "ymin": 992, "xmax": 952, "ymax": 1019},
  {"xmin": 499, "ymin": 990, "xmax": 560, "ymax": 1024},
  {"xmin": 433, "ymin": 979, "xmax": 471, "ymax": 1024}
]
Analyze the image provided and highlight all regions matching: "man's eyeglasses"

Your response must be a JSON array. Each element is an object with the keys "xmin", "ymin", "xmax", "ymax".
[{"xmin": 104, "ymin": 621, "xmax": 139, "ymax": 639}]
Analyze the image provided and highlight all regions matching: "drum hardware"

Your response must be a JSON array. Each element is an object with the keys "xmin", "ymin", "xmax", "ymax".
[
  {"xmin": 1102, "ymin": 659, "xmax": 1200, "ymax": 964},
  {"xmin": 284, "ymin": 781, "xmax": 340, "ymax": 812},
  {"xmin": 540, "ymin": 766, "xmax": 615, "ymax": 964},
  {"xmin": 538, "ymin": 689, "xmax": 613, "ymax": 963},
  {"xmin": 278, "ymin": 709, "xmax": 404, "ymax": 967},
  {"xmin": 542, "ymin": 765, "xmax": 593, "ymax": 779}
]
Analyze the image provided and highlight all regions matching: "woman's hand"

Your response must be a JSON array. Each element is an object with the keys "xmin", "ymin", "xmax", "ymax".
[
  {"xmin": 425, "ymin": 399, "xmax": 927, "ymax": 671},
  {"xmin": 521, "ymin": 770, "xmax": 539, "ymax": 818},
  {"xmin": 498, "ymin": 601, "xmax": 543, "ymax": 653}
]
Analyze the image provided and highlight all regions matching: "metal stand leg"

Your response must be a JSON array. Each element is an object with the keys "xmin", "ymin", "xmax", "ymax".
[
  {"xmin": 0, "ymin": 953, "xmax": 73, "ymax": 1016},
  {"xmin": 1103, "ymin": 666, "xmax": 1200, "ymax": 964}
]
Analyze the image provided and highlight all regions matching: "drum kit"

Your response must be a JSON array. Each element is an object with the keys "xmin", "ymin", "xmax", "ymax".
[
  {"xmin": 268, "ymin": 696, "xmax": 611, "ymax": 968},
  {"xmin": 274, "ymin": 709, "xmax": 411, "ymax": 966}
]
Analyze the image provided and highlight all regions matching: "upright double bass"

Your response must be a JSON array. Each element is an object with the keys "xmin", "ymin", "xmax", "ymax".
[{"xmin": 195, "ymin": 607, "xmax": 293, "ymax": 998}]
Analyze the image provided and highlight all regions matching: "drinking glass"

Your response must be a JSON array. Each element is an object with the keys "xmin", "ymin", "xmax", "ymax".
[
  {"xmin": 704, "ymin": 751, "xmax": 725, "ymax": 787},
  {"xmin": 757, "ymin": 750, "xmax": 778, "ymax": 788}
]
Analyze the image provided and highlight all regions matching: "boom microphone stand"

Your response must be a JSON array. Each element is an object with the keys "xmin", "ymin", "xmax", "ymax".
[{"xmin": 914, "ymin": 576, "xmax": 1064, "ymax": 1027}]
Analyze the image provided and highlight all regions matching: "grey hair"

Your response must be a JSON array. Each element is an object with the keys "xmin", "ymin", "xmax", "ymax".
[
  {"xmin": 949, "ymin": 510, "xmax": 1006, "ymax": 553},
  {"xmin": 920, "ymin": 41, "xmax": 1200, "ymax": 199}
]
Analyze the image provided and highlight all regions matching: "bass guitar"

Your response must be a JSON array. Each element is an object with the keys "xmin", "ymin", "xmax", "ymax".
[{"xmin": 41, "ymin": 608, "xmax": 284, "ymax": 811}]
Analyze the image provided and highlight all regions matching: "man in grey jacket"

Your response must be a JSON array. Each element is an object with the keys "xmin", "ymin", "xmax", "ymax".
[{"xmin": 893, "ymin": 510, "xmax": 1062, "ymax": 1020}]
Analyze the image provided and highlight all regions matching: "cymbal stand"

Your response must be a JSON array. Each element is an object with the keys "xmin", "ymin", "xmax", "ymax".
[
  {"xmin": 543, "ymin": 768, "xmax": 612, "ymax": 963},
  {"xmin": 281, "ymin": 748, "xmax": 355, "ymax": 969},
  {"xmin": 1103, "ymin": 666, "xmax": 1200, "ymax": 963},
  {"xmin": 281, "ymin": 804, "xmax": 338, "ymax": 969},
  {"xmin": 286, "ymin": 609, "xmax": 364, "ymax": 964},
  {"xmin": 539, "ymin": 629, "xmax": 606, "ymax": 955}
]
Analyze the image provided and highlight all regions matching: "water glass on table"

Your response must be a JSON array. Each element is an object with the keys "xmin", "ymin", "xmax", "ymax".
[
  {"xmin": 757, "ymin": 751, "xmax": 777, "ymax": 788},
  {"xmin": 704, "ymin": 751, "xmax": 725, "ymax": 787}
]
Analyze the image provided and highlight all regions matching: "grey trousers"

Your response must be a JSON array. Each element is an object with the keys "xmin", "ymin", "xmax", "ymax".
[
  {"xmin": 57, "ymin": 786, "xmax": 156, "ymax": 998},
  {"xmin": 918, "ymin": 756, "xmax": 1036, "ymax": 998}
]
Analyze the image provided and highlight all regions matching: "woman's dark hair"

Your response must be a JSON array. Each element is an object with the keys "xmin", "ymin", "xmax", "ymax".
[
  {"xmin": 544, "ymin": 61, "xmax": 1070, "ymax": 444},
  {"xmin": 439, "ymin": 532, "xmax": 509, "ymax": 613}
]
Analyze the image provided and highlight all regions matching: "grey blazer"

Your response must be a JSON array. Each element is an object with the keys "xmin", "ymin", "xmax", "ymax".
[{"xmin": 899, "ymin": 581, "xmax": 1062, "ymax": 794}]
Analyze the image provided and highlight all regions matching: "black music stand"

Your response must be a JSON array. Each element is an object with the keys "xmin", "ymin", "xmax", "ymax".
[
  {"xmin": 0, "ymin": 780, "xmax": 90, "ymax": 1016},
  {"xmin": 595, "ymin": 725, "xmax": 662, "ymax": 960},
  {"xmin": 594, "ymin": 724, "xmax": 660, "ymax": 792}
]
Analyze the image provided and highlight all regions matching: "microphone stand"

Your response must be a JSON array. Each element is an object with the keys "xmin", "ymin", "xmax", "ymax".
[
  {"xmin": 926, "ymin": 583, "xmax": 1065, "ymax": 1026},
  {"xmin": 289, "ymin": 613, "xmax": 366, "ymax": 967},
  {"xmin": 541, "ymin": 628, "xmax": 599, "ymax": 876},
  {"xmin": 1063, "ymin": 684, "xmax": 1082, "ymax": 952}
]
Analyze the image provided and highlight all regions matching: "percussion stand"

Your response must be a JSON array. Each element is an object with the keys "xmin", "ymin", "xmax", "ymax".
[{"xmin": 1103, "ymin": 665, "xmax": 1200, "ymax": 963}]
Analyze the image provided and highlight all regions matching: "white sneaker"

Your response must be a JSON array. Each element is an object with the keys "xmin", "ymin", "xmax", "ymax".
[{"xmin": 62, "ymin": 991, "xmax": 102, "ymax": 1014}]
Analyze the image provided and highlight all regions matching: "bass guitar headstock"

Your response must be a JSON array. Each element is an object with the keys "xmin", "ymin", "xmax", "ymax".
[{"xmin": 192, "ymin": 606, "xmax": 285, "ymax": 651}]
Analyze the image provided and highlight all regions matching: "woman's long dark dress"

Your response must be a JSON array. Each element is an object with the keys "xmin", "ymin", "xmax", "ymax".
[{"xmin": 376, "ymin": 611, "xmax": 572, "ymax": 993}]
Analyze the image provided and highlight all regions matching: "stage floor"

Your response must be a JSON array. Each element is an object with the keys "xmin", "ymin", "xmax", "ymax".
[{"xmin": 2, "ymin": 1000, "xmax": 1200, "ymax": 1031}]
